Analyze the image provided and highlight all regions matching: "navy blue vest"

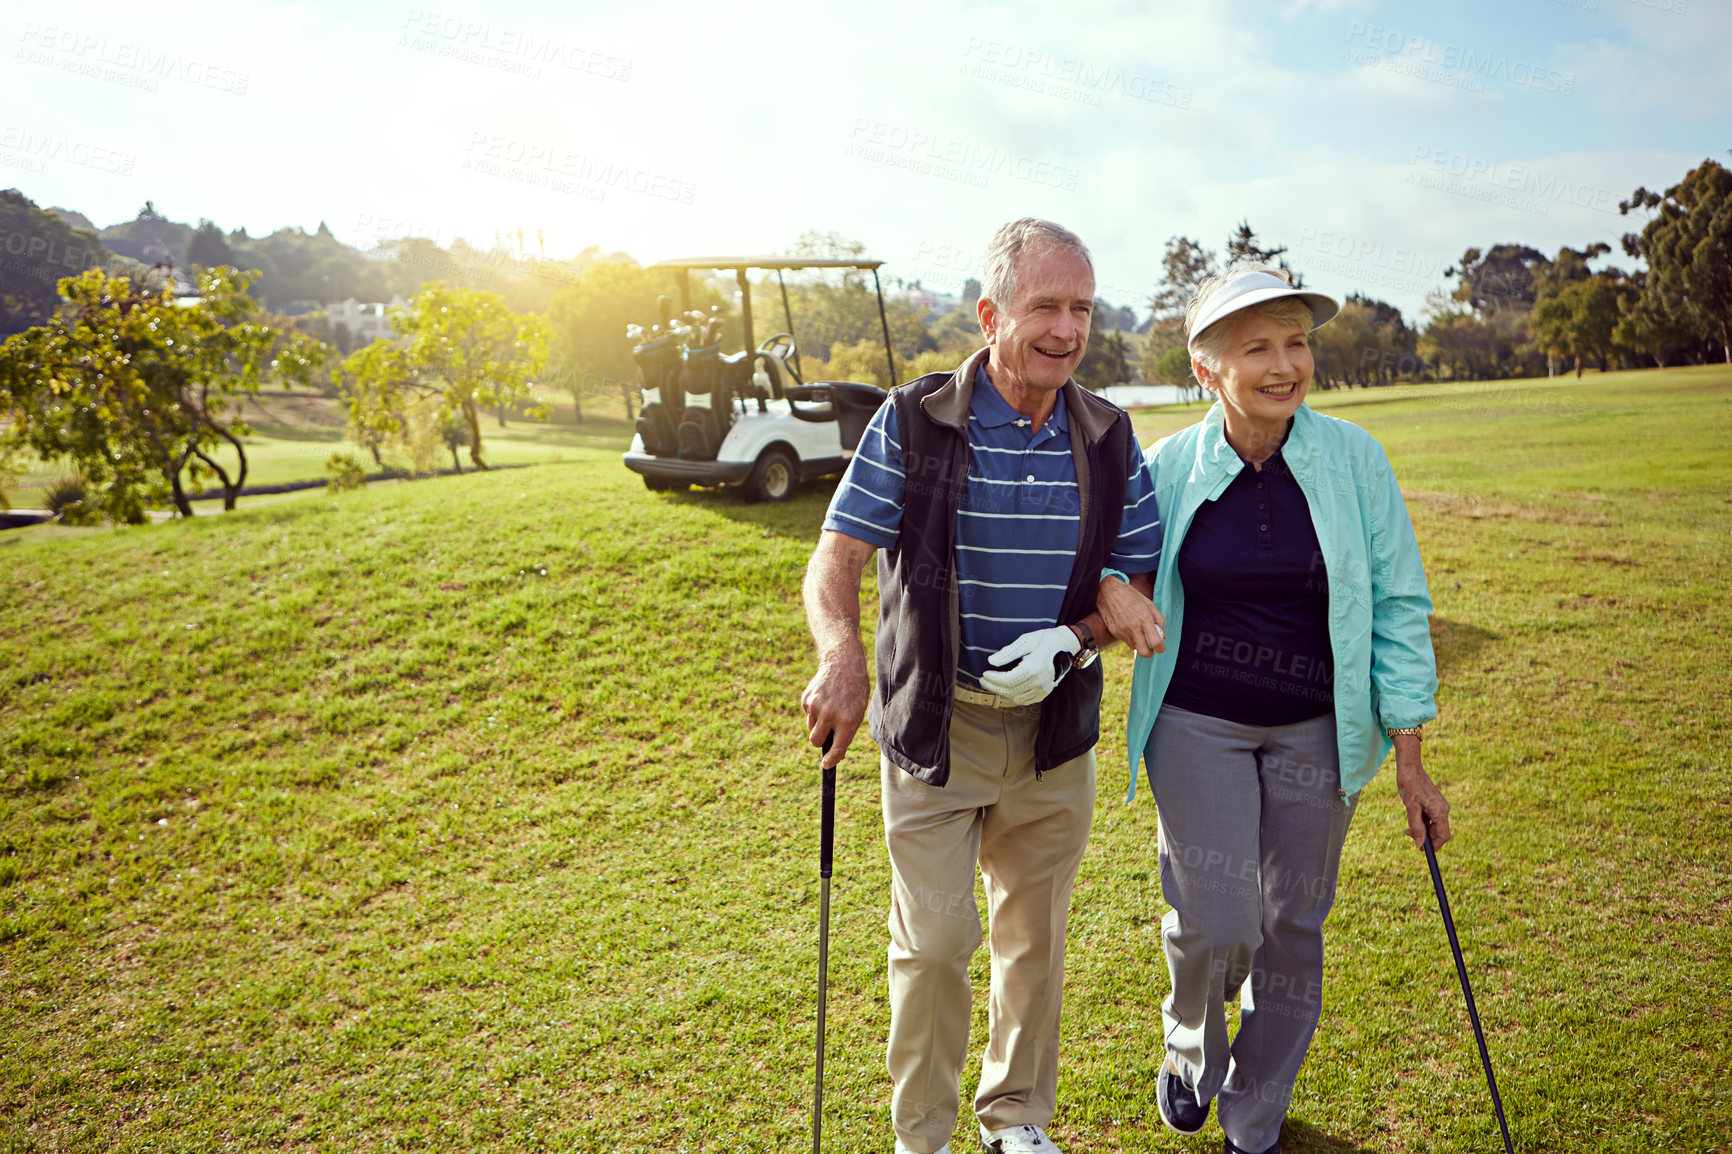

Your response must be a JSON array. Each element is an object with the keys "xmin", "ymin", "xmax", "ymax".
[{"xmin": 868, "ymin": 357, "xmax": 1135, "ymax": 785}]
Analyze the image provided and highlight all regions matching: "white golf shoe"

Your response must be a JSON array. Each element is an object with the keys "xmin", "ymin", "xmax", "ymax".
[
  {"xmin": 893, "ymin": 1142, "xmax": 951, "ymax": 1154},
  {"xmin": 980, "ymin": 1123, "xmax": 1060, "ymax": 1152}
]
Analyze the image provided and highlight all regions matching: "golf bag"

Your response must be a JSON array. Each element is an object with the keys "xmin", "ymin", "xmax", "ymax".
[
  {"xmin": 675, "ymin": 339, "xmax": 732, "ymax": 460},
  {"xmin": 632, "ymin": 333, "xmax": 684, "ymax": 456}
]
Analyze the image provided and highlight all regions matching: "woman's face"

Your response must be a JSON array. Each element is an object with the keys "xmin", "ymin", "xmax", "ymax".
[{"xmin": 1197, "ymin": 309, "xmax": 1315, "ymax": 443}]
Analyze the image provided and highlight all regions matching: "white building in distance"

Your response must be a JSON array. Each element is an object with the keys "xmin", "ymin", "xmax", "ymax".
[{"xmin": 327, "ymin": 297, "xmax": 406, "ymax": 346}]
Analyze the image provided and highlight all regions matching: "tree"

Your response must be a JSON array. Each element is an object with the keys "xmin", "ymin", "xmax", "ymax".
[
  {"xmin": 1620, "ymin": 158, "xmax": 1732, "ymax": 363},
  {"xmin": 1446, "ymin": 244, "xmax": 1550, "ymax": 314},
  {"xmin": 1530, "ymin": 273, "xmax": 1631, "ymax": 375},
  {"xmin": 546, "ymin": 260, "xmax": 701, "ymax": 422},
  {"xmin": 1312, "ymin": 294, "xmax": 1417, "ymax": 387},
  {"xmin": 339, "ymin": 339, "xmax": 411, "ymax": 467},
  {"xmin": 344, "ymin": 283, "xmax": 548, "ymax": 470},
  {"xmin": 1151, "ymin": 345, "xmax": 1192, "ymax": 388},
  {"xmin": 1092, "ymin": 299, "xmax": 1139, "ymax": 333},
  {"xmin": 768, "ymin": 233, "xmax": 932, "ymax": 373},
  {"xmin": 1226, "ymin": 220, "xmax": 1304, "ymax": 287},
  {"xmin": 1142, "ymin": 236, "xmax": 1220, "ymax": 388},
  {"xmin": 1611, "ymin": 273, "xmax": 1698, "ymax": 368},
  {"xmin": 1147, "ymin": 236, "xmax": 1219, "ymax": 320},
  {"xmin": 0, "ymin": 267, "xmax": 326, "ymax": 522},
  {"xmin": 826, "ymin": 338, "xmax": 908, "ymax": 388},
  {"xmin": 187, "ymin": 219, "xmax": 235, "ymax": 269},
  {"xmin": 1074, "ymin": 330, "xmax": 1133, "ymax": 392},
  {"xmin": 928, "ymin": 306, "xmax": 983, "ymax": 359}
]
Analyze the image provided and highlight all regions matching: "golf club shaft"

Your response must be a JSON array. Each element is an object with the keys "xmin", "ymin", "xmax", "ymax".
[
  {"xmin": 1424, "ymin": 835, "xmax": 1515, "ymax": 1154},
  {"xmin": 813, "ymin": 735, "xmax": 835, "ymax": 1154}
]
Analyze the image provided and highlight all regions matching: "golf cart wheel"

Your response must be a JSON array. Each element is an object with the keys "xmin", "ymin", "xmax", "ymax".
[
  {"xmin": 743, "ymin": 449, "xmax": 795, "ymax": 503},
  {"xmin": 644, "ymin": 475, "xmax": 686, "ymax": 492}
]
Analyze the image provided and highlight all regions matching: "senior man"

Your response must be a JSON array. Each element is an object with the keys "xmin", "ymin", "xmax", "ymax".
[{"xmin": 800, "ymin": 218, "xmax": 1166, "ymax": 1154}]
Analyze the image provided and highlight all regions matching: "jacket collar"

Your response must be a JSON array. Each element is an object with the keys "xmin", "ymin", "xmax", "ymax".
[
  {"xmin": 922, "ymin": 346, "xmax": 1119, "ymax": 444},
  {"xmin": 1197, "ymin": 401, "xmax": 1319, "ymax": 475}
]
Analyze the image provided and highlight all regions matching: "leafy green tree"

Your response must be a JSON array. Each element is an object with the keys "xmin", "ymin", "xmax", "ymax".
[
  {"xmin": 1075, "ymin": 330, "xmax": 1133, "ymax": 392},
  {"xmin": 344, "ymin": 284, "xmax": 548, "ymax": 470},
  {"xmin": 1142, "ymin": 237, "xmax": 1219, "ymax": 385},
  {"xmin": 826, "ymin": 339, "xmax": 908, "ymax": 388},
  {"xmin": 1147, "ymin": 236, "xmax": 1218, "ymax": 320},
  {"xmin": 545, "ymin": 260, "xmax": 685, "ymax": 421},
  {"xmin": 927, "ymin": 307, "xmax": 983, "ymax": 359},
  {"xmin": 1531, "ymin": 273, "xmax": 1632, "ymax": 375},
  {"xmin": 1446, "ymin": 244, "xmax": 1550, "ymax": 314},
  {"xmin": 0, "ymin": 267, "xmax": 326, "ymax": 521},
  {"xmin": 1620, "ymin": 159, "xmax": 1732, "ymax": 364},
  {"xmin": 1417, "ymin": 290, "xmax": 1531, "ymax": 381},
  {"xmin": 1611, "ymin": 273, "xmax": 1698, "ymax": 368},
  {"xmin": 1137, "ymin": 316, "xmax": 1186, "ymax": 385}
]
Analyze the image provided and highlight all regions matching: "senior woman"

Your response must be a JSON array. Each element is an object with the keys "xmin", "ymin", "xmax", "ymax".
[{"xmin": 1096, "ymin": 268, "xmax": 1453, "ymax": 1154}]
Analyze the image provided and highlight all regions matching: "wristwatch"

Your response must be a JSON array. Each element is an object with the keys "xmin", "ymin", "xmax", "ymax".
[{"xmin": 1061, "ymin": 621, "xmax": 1100, "ymax": 671}]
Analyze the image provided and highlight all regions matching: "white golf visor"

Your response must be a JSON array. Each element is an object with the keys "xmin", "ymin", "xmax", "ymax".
[{"xmin": 1186, "ymin": 271, "xmax": 1340, "ymax": 354}]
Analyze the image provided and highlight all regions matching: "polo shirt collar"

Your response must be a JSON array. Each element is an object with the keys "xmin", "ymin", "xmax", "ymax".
[
  {"xmin": 972, "ymin": 362, "xmax": 1068, "ymax": 432},
  {"xmin": 1200, "ymin": 401, "xmax": 1317, "ymax": 475}
]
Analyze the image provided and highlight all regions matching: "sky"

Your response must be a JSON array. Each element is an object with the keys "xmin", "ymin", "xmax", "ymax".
[{"xmin": 3, "ymin": 0, "xmax": 1727, "ymax": 321}]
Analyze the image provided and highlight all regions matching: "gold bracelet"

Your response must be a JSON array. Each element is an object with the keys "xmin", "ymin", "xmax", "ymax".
[{"xmin": 1388, "ymin": 726, "xmax": 1423, "ymax": 739}]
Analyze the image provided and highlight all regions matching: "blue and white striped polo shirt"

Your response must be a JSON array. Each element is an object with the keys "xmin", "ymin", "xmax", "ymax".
[{"xmin": 823, "ymin": 366, "xmax": 1163, "ymax": 687}]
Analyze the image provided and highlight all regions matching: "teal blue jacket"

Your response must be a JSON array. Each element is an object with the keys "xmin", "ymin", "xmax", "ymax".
[{"xmin": 1125, "ymin": 402, "xmax": 1437, "ymax": 802}]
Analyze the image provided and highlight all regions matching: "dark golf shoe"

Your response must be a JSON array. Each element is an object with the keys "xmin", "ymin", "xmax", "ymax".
[
  {"xmin": 1223, "ymin": 1135, "xmax": 1281, "ymax": 1154},
  {"xmin": 1157, "ymin": 1060, "xmax": 1211, "ymax": 1135}
]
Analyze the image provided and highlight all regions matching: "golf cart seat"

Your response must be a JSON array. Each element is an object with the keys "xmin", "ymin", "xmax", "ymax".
[{"xmin": 784, "ymin": 381, "xmax": 889, "ymax": 452}]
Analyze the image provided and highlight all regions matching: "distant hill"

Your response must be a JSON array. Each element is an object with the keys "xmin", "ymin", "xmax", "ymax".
[
  {"xmin": 47, "ymin": 206, "xmax": 96, "ymax": 232},
  {"xmin": 7, "ymin": 186, "xmax": 645, "ymax": 342},
  {"xmin": 0, "ymin": 188, "xmax": 115, "ymax": 336}
]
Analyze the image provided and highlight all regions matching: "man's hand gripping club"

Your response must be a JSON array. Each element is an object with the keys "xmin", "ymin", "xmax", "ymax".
[{"xmin": 801, "ymin": 531, "xmax": 878, "ymax": 770}]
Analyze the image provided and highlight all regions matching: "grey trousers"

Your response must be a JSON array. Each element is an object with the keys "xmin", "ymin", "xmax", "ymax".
[
  {"xmin": 882, "ymin": 699, "xmax": 1096, "ymax": 1153},
  {"xmin": 1146, "ymin": 705, "xmax": 1356, "ymax": 1154}
]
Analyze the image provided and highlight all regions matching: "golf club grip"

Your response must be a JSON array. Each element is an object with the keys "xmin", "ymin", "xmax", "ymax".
[
  {"xmin": 1424, "ymin": 836, "xmax": 1516, "ymax": 1154},
  {"xmin": 820, "ymin": 732, "xmax": 836, "ymax": 879},
  {"xmin": 820, "ymin": 767, "xmax": 836, "ymax": 879}
]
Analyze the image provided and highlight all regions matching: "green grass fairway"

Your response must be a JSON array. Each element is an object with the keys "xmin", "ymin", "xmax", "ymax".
[
  {"xmin": 2, "ymin": 366, "xmax": 1729, "ymax": 1151},
  {"xmin": 4, "ymin": 391, "xmax": 636, "ymax": 507}
]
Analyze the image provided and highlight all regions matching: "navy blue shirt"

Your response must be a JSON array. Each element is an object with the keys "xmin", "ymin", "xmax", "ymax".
[
  {"xmin": 1162, "ymin": 444, "xmax": 1335, "ymax": 726},
  {"xmin": 823, "ymin": 365, "xmax": 1162, "ymax": 687}
]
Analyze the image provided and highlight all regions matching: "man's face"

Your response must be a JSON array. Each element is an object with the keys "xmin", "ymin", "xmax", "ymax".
[{"xmin": 979, "ymin": 245, "xmax": 1094, "ymax": 395}]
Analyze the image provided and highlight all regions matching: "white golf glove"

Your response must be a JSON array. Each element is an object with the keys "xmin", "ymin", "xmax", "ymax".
[{"xmin": 979, "ymin": 625, "xmax": 1081, "ymax": 706}]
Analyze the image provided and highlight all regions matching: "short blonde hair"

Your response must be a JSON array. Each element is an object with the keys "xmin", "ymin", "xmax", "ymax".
[{"xmin": 1186, "ymin": 266, "xmax": 1316, "ymax": 374}]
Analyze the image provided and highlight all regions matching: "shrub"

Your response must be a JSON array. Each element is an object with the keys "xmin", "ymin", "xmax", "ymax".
[
  {"xmin": 45, "ymin": 476, "xmax": 99, "ymax": 525},
  {"xmin": 324, "ymin": 451, "xmax": 369, "ymax": 493}
]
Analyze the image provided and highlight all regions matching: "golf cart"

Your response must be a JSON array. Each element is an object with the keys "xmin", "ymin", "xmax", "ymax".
[{"xmin": 621, "ymin": 257, "xmax": 895, "ymax": 502}]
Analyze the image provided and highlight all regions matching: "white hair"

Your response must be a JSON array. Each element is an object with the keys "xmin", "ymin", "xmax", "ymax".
[{"xmin": 981, "ymin": 218, "xmax": 1093, "ymax": 309}]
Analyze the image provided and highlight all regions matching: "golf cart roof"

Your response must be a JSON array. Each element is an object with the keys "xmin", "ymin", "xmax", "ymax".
[{"xmin": 651, "ymin": 256, "xmax": 885, "ymax": 272}]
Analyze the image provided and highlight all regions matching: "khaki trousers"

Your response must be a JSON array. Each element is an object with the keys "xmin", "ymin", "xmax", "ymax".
[{"xmin": 881, "ymin": 698, "xmax": 1096, "ymax": 1153}]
